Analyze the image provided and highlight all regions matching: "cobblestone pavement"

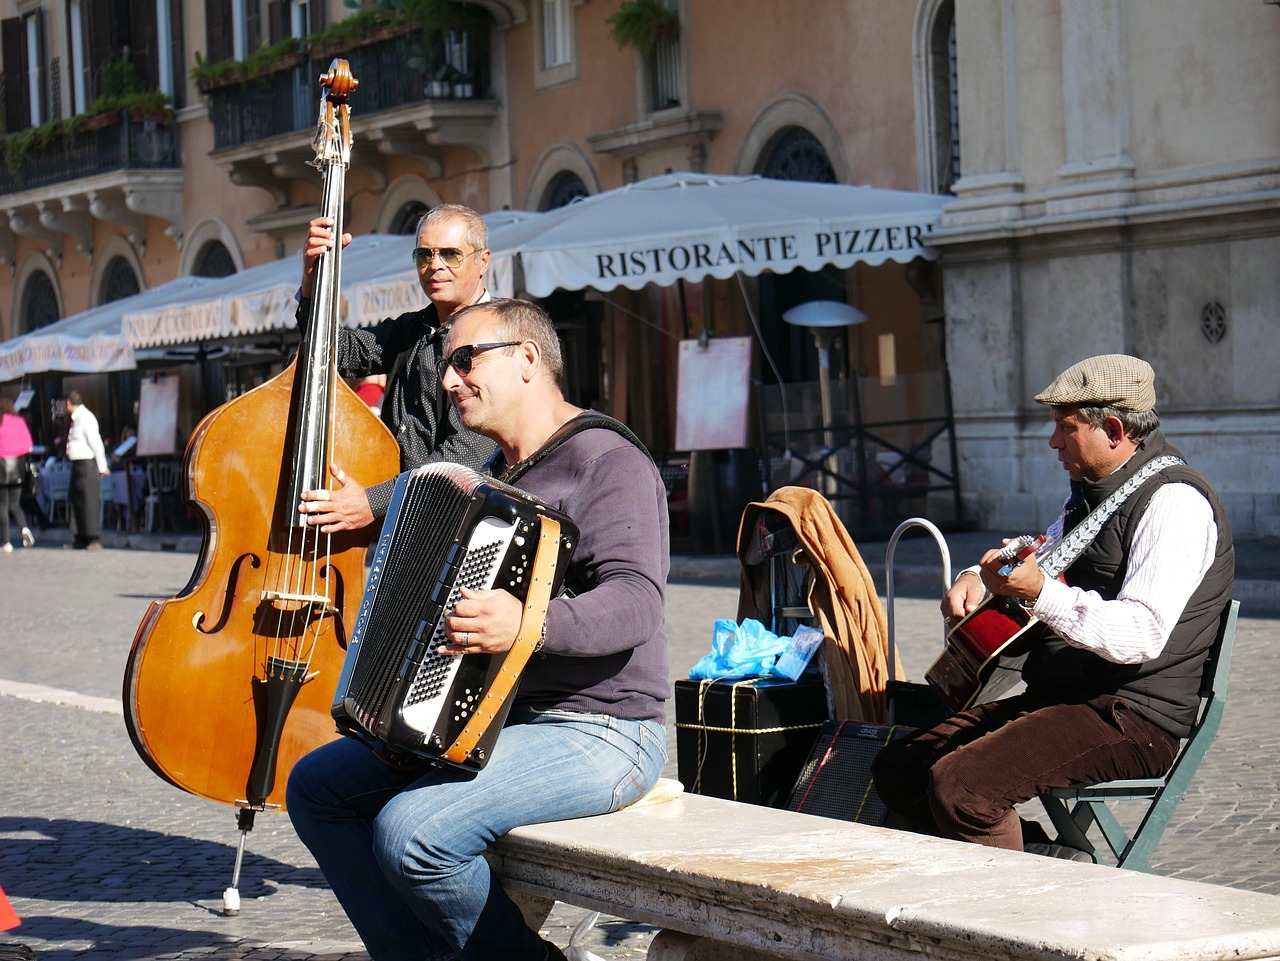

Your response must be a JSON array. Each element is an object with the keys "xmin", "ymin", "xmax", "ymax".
[{"xmin": 0, "ymin": 536, "xmax": 1276, "ymax": 959}]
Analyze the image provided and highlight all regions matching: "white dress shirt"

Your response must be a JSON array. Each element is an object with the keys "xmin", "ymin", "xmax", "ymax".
[
  {"xmin": 1031, "ymin": 483, "xmax": 1217, "ymax": 664},
  {"xmin": 67, "ymin": 405, "xmax": 109, "ymax": 473}
]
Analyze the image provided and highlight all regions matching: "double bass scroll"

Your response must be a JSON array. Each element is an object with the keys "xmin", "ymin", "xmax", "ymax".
[{"xmin": 122, "ymin": 60, "xmax": 400, "ymax": 814}]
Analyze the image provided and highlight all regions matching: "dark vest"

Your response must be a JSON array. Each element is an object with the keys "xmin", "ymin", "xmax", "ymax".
[{"xmin": 1021, "ymin": 430, "xmax": 1234, "ymax": 738}]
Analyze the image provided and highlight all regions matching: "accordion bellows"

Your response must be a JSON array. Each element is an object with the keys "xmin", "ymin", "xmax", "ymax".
[{"xmin": 331, "ymin": 462, "xmax": 578, "ymax": 771}]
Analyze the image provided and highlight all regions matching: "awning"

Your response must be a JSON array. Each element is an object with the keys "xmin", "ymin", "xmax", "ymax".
[
  {"xmin": 484, "ymin": 172, "xmax": 950, "ymax": 297},
  {"xmin": 125, "ymin": 213, "xmax": 525, "ymax": 350},
  {"xmin": 0, "ymin": 276, "xmax": 218, "ymax": 382}
]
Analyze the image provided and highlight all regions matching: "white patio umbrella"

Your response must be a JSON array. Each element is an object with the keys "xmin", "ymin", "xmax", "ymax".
[
  {"xmin": 0, "ymin": 275, "xmax": 220, "ymax": 382},
  {"xmin": 483, "ymin": 172, "xmax": 950, "ymax": 297},
  {"xmin": 126, "ymin": 210, "xmax": 533, "ymax": 350}
]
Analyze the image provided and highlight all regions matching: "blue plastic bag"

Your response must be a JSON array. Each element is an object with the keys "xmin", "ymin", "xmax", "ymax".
[{"xmin": 688, "ymin": 618, "xmax": 788, "ymax": 680}]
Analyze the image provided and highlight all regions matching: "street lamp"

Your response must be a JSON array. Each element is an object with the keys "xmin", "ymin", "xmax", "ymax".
[{"xmin": 782, "ymin": 300, "xmax": 868, "ymax": 501}]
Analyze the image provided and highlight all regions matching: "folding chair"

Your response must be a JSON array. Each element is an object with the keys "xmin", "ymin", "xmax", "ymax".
[{"xmin": 1039, "ymin": 598, "xmax": 1240, "ymax": 871}]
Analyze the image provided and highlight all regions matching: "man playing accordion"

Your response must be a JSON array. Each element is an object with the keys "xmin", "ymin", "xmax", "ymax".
[{"xmin": 288, "ymin": 298, "xmax": 670, "ymax": 961}]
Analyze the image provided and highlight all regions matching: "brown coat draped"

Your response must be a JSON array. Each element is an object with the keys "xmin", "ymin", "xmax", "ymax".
[{"xmin": 736, "ymin": 486, "xmax": 894, "ymax": 724}]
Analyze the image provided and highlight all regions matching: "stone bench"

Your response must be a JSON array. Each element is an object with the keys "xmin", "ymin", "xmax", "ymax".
[{"xmin": 492, "ymin": 784, "xmax": 1280, "ymax": 961}]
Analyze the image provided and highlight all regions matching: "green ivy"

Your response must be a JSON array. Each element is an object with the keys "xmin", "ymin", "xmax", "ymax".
[{"xmin": 191, "ymin": 1, "xmax": 474, "ymax": 91}]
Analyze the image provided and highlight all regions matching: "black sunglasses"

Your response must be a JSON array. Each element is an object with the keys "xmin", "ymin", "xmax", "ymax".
[
  {"xmin": 442, "ymin": 342, "xmax": 521, "ymax": 375},
  {"xmin": 412, "ymin": 246, "xmax": 476, "ymax": 269}
]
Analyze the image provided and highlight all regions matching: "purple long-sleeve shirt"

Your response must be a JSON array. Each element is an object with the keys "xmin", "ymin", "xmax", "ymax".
[{"xmin": 508, "ymin": 427, "xmax": 670, "ymax": 725}]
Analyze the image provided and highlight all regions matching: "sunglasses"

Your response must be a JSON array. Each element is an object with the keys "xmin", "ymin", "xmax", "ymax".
[
  {"xmin": 442, "ymin": 341, "xmax": 521, "ymax": 375},
  {"xmin": 412, "ymin": 246, "xmax": 477, "ymax": 270}
]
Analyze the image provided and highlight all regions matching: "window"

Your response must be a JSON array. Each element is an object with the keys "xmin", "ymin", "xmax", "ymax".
[
  {"xmin": 544, "ymin": 171, "xmax": 588, "ymax": 210},
  {"xmin": 534, "ymin": 0, "xmax": 577, "ymax": 88},
  {"xmin": 207, "ymin": 0, "xmax": 260, "ymax": 64},
  {"xmin": 68, "ymin": 0, "xmax": 88, "ymax": 114},
  {"xmin": 543, "ymin": 0, "xmax": 570, "ymax": 68},
  {"xmin": 20, "ymin": 270, "xmax": 59, "ymax": 333},
  {"xmin": 1, "ymin": 9, "xmax": 46, "ymax": 132},
  {"xmin": 194, "ymin": 241, "xmax": 237, "ymax": 278},
  {"xmin": 917, "ymin": 0, "xmax": 960, "ymax": 194},
  {"xmin": 391, "ymin": 201, "xmax": 429, "ymax": 235},
  {"xmin": 649, "ymin": 30, "xmax": 681, "ymax": 111},
  {"xmin": 102, "ymin": 257, "xmax": 141, "ymax": 304},
  {"xmin": 760, "ymin": 128, "xmax": 836, "ymax": 184}
]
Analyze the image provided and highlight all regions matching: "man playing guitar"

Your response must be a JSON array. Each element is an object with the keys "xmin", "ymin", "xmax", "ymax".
[{"xmin": 872, "ymin": 354, "xmax": 1235, "ymax": 861}]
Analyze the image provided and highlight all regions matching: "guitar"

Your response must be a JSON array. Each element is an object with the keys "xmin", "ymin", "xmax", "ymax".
[{"xmin": 925, "ymin": 535, "xmax": 1054, "ymax": 711}]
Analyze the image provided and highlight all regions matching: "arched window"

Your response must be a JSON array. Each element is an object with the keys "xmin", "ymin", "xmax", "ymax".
[
  {"xmin": 193, "ymin": 240, "xmax": 236, "ymax": 277},
  {"xmin": 759, "ymin": 127, "xmax": 836, "ymax": 184},
  {"xmin": 543, "ymin": 171, "xmax": 588, "ymax": 210},
  {"xmin": 390, "ymin": 201, "xmax": 429, "ymax": 235},
  {"xmin": 101, "ymin": 256, "xmax": 141, "ymax": 303},
  {"xmin": 917, "ymin": 0, "xmax": 960, "ymax": 194},
  {"xmin": 20, "ymin": 270, "xmax": 59, "ymax": 332}
]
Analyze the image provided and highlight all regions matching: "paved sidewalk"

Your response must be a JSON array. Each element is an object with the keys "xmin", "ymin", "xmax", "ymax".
[{"xmin": 0, "ymin": 532, "xmax": 1276, "ymax": 960}]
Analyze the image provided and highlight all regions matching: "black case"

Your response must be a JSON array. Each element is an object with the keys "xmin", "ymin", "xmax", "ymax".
[{"xmin": 675, "ymin": 676, "xmax": 827, "ymax": 808}]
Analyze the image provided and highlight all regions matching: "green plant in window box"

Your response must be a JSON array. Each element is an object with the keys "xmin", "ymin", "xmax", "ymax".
[{"xmin": 606, "ymin": 0, "xmax": 680, "ymax": 54}]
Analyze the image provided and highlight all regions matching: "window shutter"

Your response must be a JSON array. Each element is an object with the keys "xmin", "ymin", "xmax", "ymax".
[
  {"xmin": 205, "ymin": 0, "xmax": 234, "ymax": 64},
  {"xmin": 1, "ymin": 17, "xmax": 27, "ymax": 131}
]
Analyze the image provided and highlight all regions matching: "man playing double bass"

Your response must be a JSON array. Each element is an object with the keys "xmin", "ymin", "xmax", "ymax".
[
  {"xmin": 295, "ymin": 203, "xmax": 497, "ymax": 532},
  {"xmin": 872, "ymin": 354, "xmax": 1235, "ymax": 860}
]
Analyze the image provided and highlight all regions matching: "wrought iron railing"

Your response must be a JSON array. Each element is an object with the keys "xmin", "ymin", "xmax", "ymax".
[
  {"xmin": 758, "ymin": 369, "xmax": 963, "ymax": 536},
  {"xmin": 206, "ymin": 29, "xmax": 491, "ymax": 151},
  {"xmin": 0, "ymin": 111, "xmax": 179, "ymax": 194}
]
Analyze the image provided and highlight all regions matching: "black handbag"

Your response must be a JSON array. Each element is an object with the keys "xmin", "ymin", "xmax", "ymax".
[{"xmin": 21, "ymin": 458, "xmax": 39, "ymax": 498}]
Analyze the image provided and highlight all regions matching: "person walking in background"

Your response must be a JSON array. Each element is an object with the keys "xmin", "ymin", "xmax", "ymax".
[
  {"xmin": 63, "ymin": 391, "xmax": 109, "ymax": 551},
  {"xmin": 0, "ymin": 395, "xmax": 35, "ymax": 552}
]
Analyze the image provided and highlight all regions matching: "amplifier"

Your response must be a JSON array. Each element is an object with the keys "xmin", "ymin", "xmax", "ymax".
[
  {"xmin": 675, "ymin": 676, "xmax": 826, "ymax": 808},
  {"xmin": 786, "ymin": 719, "xmax": 902, "ymax": 825}
]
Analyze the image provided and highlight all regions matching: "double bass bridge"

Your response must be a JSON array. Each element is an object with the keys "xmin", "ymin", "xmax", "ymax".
[{"xmin": 260, "ymin": 589, "xmax": 338, "ymax": 615}]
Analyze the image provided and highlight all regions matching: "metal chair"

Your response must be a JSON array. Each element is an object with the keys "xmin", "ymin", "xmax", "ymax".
[
  {"xmin": 38, "ymin": 461, "xmax": 72, "ymax": 526},
  {"xmin": 1039, "ymin": 598, "xmax": 1240, "ymax": 871},
  {"xmin": 144, "ymin": 460, "xmax": 183, "ymax": 533},
  {"xmin": 99, "ymin": 474, "xmax": 116, "ymax": 529}
]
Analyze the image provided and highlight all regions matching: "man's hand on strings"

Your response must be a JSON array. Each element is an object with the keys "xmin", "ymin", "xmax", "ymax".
[
  {"xmin": 941, "ymin": 570, "xmax": 987, "ymax": 622},
  {"xmin": 300, "ymin": 217, "xmax": 352, "ymax": 299},
  {"xmin": 299, "ymin": 464, "xmax": 373, "ymax": 533},
  {"xmin": 440, "ymin": 588, "xmax": 524, "ymax": 657}
]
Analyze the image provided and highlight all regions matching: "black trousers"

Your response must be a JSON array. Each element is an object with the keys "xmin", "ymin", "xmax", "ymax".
[
  {"xmin": 69, "ymin": 458, "xmax": 102, "ymax": 545},
  {"xmin": 1, "ymin": 484, "xmax": 25, "ymax": 544},
  {"xmin": 871, "ymin": 691, "xmax": 1178, "ymax": 850}
]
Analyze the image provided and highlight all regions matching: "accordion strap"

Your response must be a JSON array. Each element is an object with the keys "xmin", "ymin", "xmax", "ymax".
[
  {"xmin": 442, "ymin": 515, "xmax": 564, "ymax": 766},
  {"xmin": 497, "ymin": 411, "xmax": 651, "ymax": 484}
]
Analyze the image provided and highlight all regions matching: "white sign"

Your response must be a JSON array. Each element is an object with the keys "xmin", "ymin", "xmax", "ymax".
[{"xmin": 675, "ymin": 337, "xmax": 752, "ymax": 451}]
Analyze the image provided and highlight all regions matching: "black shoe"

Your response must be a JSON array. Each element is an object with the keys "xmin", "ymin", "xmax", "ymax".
[
  {"xmin": 1024, "ymin": 841, "xmax": 1096, "ymax": 863},
  {"xmin": 0, "ymin": 943, "xmax": 36, "ymax": 960}
]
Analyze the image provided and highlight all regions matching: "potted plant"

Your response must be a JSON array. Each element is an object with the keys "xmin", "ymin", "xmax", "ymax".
[{"xmin": 606, "ymin": 0, "xmax": 680, "ymax": 54}]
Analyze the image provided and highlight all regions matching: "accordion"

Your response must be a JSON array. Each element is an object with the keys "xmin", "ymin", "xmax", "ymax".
[{"xmin": 331, "ymin": 462, "xmax": 578, "ymax": 771}]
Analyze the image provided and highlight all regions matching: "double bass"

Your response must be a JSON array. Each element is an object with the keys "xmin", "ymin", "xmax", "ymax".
[{"xmin": 123, "ymin": 62, "xmax": 398, "ymax": 828}]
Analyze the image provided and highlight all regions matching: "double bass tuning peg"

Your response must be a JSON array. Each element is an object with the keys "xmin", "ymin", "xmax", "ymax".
[{"xmin": 320, "ymin": 58, "xmax": 359, "ymax": 101}]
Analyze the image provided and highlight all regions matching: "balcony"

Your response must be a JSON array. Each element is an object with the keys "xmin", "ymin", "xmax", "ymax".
[
  {"xmin": 0, "ymin": 110, "xmax": 179, "ymax": 194},
  {"xmin": 0, "ymin": 111, "xmax": 183, "ymax": 267},
  {"xmin": 205, "ymin": 28, "xmax": 500, "ymax": 208}
]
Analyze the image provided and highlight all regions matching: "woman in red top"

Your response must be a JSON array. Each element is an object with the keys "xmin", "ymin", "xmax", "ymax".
[{"xmin": 0, "ymin": 395, "xmax": 35, "ymax": 551}]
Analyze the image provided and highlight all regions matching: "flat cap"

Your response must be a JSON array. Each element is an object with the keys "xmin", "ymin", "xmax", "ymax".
[{"xmin": 1034, "ymin": 354, "xmax": 1156, "ymax": 412}]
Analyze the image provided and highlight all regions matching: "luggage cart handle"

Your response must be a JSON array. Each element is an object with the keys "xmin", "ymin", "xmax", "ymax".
[{"xmin": 885, "ymin": 517, "xmax": 952, "ymax": 681}]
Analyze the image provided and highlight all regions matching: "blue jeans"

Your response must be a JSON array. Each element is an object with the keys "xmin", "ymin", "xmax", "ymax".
[{"xmin": 287, "ymin": 708, "xmax": 666, "ymax": 961}]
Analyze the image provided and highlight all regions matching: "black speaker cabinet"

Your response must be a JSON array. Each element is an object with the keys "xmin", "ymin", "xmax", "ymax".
[
  {"xmin": 675, "ymin": 676, "xmax": 827, "ymax": 808},
  {"xmin": 786, "ymin": 719, "xmax": 901, "ymax": 825}
]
